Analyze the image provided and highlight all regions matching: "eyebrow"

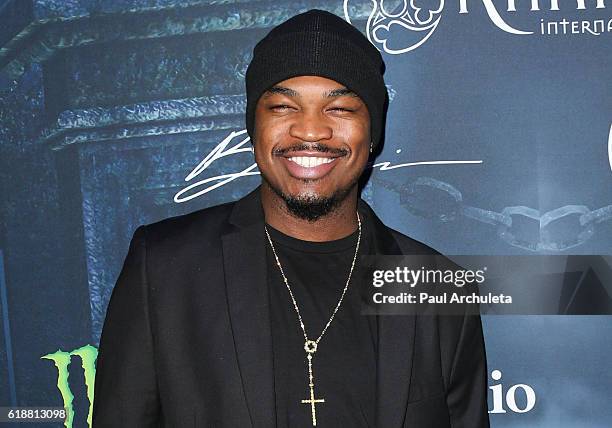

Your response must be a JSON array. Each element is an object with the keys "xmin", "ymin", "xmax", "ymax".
[
  {"xmin": 325, "ymin": 88, "xmax": 358, "ymax": 98},
  {"xmin": 263, "ymin": 86, "xmax": 299, "ymax": 98},
  {"xmin": 262, "ymin": 85, "xmax": 358, "ymax": 99}
]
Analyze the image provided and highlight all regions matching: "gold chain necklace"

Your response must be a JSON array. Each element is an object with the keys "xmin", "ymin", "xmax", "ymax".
[{"xmin": 264, "ymin": 212, "xmax": 362, "ymax": 426}]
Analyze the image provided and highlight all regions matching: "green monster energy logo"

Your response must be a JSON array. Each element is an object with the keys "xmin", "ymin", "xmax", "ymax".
[{"xmin": 41, "ymin": 345, "xmax": 98, "ymax": 428}]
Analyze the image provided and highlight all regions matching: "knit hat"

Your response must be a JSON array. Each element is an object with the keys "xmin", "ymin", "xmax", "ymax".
[{"xmin": 245, "ymin": 9, "xmax": 388, "ymax": 151}]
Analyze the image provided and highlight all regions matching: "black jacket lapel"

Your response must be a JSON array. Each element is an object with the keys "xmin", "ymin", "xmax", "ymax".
[
  {"xmin": 358, "ymin": 200, "xmax": 417, "ymax": 428},
  {"xmin": 222, "ymin": 188, "xmax": 416, "ymax": 428},
  {"xmin": 222, "ymin": 187, "xmax": 275, "ymax": 428}
]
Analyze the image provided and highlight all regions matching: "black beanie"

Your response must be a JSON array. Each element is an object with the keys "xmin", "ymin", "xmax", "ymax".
[{"xmin": 245, "ymin": 9, "xmax": 387, "ymax": 151}]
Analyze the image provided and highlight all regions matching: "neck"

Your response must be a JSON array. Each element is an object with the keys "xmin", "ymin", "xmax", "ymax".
[{"xmin": 261, "ymin": 182, "xmax": 359, "ymax": 242}]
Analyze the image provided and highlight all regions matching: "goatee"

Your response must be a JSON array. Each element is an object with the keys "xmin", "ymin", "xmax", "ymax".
[{"xmin": 264, "ymin": 178, "xmax": 354, "ymax": 222}]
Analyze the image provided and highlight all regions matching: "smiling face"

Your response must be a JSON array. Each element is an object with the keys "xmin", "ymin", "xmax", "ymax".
[{"xmin": 253, "ymin": 75, "xmax": 371, "ymax": 221}]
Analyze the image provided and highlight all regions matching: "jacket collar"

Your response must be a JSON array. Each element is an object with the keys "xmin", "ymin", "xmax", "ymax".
[
  {"xmin": 227, "ymin": 185, "xmax": 403, "ymax": 255},
  {"xmin": 223, "ymin": 185, "xmax": 415, "ymax": 428}
]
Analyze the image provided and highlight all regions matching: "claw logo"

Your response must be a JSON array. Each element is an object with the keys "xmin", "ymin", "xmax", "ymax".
[{"xmin": 343, "ymin": 0, "xmax": 444, "ymax": 54}]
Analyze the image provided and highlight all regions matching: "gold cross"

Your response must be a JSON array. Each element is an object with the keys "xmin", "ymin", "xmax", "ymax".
[
  {"xmin": 301, "ymin": 382, "xmax": 325, "ymax": 426},
  {"xmin": 301, "ymin": 353, "xmax": 325, "ymax": 426}
]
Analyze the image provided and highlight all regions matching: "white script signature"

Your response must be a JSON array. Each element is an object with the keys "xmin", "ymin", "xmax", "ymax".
[{"xmin": 173, "ymin": 129, "xmax": 483, "ymax": 203}]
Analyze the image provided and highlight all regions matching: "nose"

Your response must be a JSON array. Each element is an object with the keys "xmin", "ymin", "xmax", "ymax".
[{"xmin": 289, "ymin": 109, "xmax": 333, "ymax": 142}]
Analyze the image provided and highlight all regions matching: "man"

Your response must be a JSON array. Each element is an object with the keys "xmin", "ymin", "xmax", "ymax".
[{"xmin": 92, "ymin": 9, "xmax": 489, "ymax": 428}]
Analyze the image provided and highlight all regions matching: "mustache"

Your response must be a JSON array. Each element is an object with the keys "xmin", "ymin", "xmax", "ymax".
[{"xmin": 273, "ymin": 142, "xmax": 349, "ymax": 157}]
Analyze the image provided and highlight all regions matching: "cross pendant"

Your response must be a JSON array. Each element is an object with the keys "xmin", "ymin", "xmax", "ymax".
[{"xmin": 301, "ymin": 352, "xmax": 325, "ymax": 426}]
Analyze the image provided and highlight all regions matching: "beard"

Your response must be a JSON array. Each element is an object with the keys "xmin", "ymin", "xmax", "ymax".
[{"xmin": 263, "ymin": 176, "xmax": 356, "ymax": 222}]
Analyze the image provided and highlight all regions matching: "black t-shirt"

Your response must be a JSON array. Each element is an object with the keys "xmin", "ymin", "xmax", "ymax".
[{"xmin": 265, "ymin": 221, "xmax": 377, "ymax": 428}]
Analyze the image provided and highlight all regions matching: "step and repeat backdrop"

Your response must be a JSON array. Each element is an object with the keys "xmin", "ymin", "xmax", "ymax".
[{"xmin": 0, "ymin": 0, "xmax": 611, "ymax": 427}]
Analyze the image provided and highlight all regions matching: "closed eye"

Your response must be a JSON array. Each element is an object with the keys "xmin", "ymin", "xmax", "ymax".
[{"xmin": 270, "ymin": 104, "xmax": 294, "ymax": 111}]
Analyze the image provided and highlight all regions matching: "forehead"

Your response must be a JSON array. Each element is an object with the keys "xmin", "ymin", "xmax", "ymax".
[{"xmin": 262, "ymin": 75, "xmax": 359, "ymax": 99}]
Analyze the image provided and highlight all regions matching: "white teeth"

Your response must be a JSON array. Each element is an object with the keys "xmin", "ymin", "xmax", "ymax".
[{"xmin": 288, "ymin": 156, "xmax": 334, "ymax": 168}]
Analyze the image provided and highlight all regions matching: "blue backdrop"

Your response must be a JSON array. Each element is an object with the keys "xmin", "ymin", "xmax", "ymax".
[{"xmin": 0, "ymin": 0, "xmax": 611, "ymax": 427}]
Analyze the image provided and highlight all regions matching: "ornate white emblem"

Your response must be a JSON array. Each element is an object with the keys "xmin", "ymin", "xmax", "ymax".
[{"xmin": 343, "ymin": 0, "xmax": 444, "ymax": 54}]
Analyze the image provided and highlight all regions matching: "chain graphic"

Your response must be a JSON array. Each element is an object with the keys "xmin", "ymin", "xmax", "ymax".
[{"xmin": 378, "ymin": 176, "xmax": 612, "ymax": 252}]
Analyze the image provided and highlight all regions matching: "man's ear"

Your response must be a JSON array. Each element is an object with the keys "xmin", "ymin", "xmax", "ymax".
[{"xmin": 250, "ymin": 135, "xmax": 259, "ymax": 158}]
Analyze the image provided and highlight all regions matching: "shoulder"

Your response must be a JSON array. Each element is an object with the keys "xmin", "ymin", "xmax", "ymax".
[
  {"xmin": 375, "ymin": 219, "xmax": 473, "ymax": 297},
  {"xmin": 139, "ymin": 199, "xmax": 236, "ymax": 252},
  {"xmin": 382, "ymin": 225, "xmax": 463, "ymax": 280},
  {"xmin": 387, "ymin": 226, "xmax": 442, "ymax": 256},
  {"xmin": 373, "ymin": 213, "xmax": 443, "ymax": 256},
  {"xmin": 359, "ymin": 197, "xmax": 442, "ymax": 256}
]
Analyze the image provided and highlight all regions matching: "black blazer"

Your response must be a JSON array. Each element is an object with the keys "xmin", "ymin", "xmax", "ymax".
[{"xmin": 92, "ymin": 186, "xmax": 490, "ymax": 428}]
